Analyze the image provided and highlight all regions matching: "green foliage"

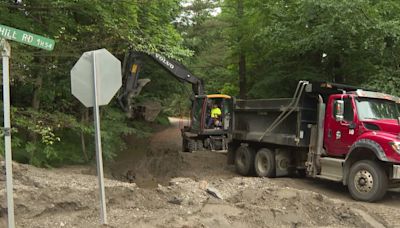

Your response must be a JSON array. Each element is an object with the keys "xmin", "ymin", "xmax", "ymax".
[
  {"xmin": 177, "ymin": 0, "xmax": 235, "ymax": 95},
  {"xmin": 203, "ymin": 0, "xmax": 400, "ymax": 98},
  {"xmin": 0, "ymin": 0, "xmax": 188, "ymax": 167},
  {"xmin": 162, "ymin": 92, "xmax": 191, "ymax": 117},
  {"xmin": 4, "ymin": 0, "xmax": 400, "ymax": 167},
  {"xmin": 155, "ymin": 113, "xmax": 171, "ymax": 126}
]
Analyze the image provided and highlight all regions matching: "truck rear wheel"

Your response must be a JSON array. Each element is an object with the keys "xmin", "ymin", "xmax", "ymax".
[
  {"xmin": 235, "ymin": 146, "xmax": 255, "ymax": 176},
  {"xmin": 182, "ymin": 138, "xmax": 189, "ymax": 152},
  {"xmin": 188, "ymin": 139, "xmax": 197, "ymax": 153},
  {"xmin": 348, "ymin": 160, "xmax": 388, "ymax": 202},
  {"xmin": 255, "ymin": 148, "xmax": 276, "ymax": 177}
]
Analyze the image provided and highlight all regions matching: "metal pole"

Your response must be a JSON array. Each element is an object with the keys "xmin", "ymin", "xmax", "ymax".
[
  {"xmin": 1, "ymin": 39, "xmax": 15, "ymax": 228},
  {"xmin": 92, "ymin": 50, "xmax": 107, "ymax": 224}
]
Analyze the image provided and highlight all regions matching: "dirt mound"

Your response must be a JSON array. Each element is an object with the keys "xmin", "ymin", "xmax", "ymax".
[
  {"xmin": 108, "ymin": 123, "xmax": 187, "ymax": 188},
  {"xmin": 0, "ymin": 162, "xmax": 374, "ymax": 228},
  {"xmin": 124, "ymin": 148, "xmax": 185, "ymax": 188},
  {"xmin": 109, "ymin": 119, "xmax": 235, "ymax": 188}
]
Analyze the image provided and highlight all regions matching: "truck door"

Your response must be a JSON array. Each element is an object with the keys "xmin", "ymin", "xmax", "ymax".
[
  {"xmin": 222, "ymin": 98, "xmax": 233, "ymax": 130},
  {"xmin": 324, "ymin": 95, "xmax": 358, "ymax": 157},
  {"xmin": 191, "ymin": 97, "xmax": 205, "ymax": 131}
]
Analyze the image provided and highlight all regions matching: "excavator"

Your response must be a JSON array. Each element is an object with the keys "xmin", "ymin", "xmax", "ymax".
[{"xmin": 118, "ymin": 51, "xmax": 232, "ymax": 152}]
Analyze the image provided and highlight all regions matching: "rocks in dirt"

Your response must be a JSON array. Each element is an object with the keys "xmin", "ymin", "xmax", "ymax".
[
  {"xmin": 125, "ymin": 170, "xmax": 135, "ymax": 183},
  {"xmin": 333, "ymin": 205, "xmax": 354, "ymax": 220},
  {"xmin": 351, "ymin": 208, "xmax": 386, "ymax": 228},
  {"xmin": 156, "ymin": 184, "xmax": 169, "ymax": 194},
  {"xmin": 169, "ymin": 177, "xmax": 191, "ymax": 185},
  {"xmin": 340, "ymin": 212, "xmax": 352, "ymax": 219},
  {"xmin": 168, "ymin": 196, "xmax": 183, "ymax": 205},
  {"xmin": 0, "ymin": 205, "xmax": 6, "ymax": 217},
  {"xmin": 206, "ymin": 187, "xmax": 223, "ymax": 200},
  {"xmin": 0, "ymin": 161, "xmax": 6, "ymax": 181},
  {"xmin": 32, "ymin": 181, "xmax": 42, "ymax": 188},
  {"xmin": 314, "ymin": 193, "xmax": 324, "ymax": 201},
  {"xmin": 198, "ymin": 180, "xmax": 208, "ymax": 190},
  {"xmin": 235, "ymin": 202, "xmax": 246, "ymax": 209}
]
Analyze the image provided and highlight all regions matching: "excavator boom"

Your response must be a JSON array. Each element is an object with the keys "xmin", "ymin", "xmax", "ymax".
[{"xmin": 118, "ymin": 51, "xmax": 204, "ymax": 117}]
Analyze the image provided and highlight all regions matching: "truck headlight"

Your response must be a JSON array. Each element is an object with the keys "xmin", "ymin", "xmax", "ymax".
[{"xmin": 389, "ymin": 142, "xmax": 400, "ymax": 155}]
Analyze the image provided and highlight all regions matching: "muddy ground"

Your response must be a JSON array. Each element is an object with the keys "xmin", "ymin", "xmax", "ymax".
[{"xmin": 1, "ymin": 117, "xmax": 400, "ymax": 227}]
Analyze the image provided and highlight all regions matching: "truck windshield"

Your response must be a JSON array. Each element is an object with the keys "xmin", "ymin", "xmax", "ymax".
[{"xmin": 355, "ymin": 97, "xmax": 400, "ymax": 120}]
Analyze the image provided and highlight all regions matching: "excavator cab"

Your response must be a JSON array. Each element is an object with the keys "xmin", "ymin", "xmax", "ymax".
[
  {"xmin": 182, "ymin": 94, "xmax": 232, "ymax": 152},
  {"xmin": 191, "ymin": 94, "xmax": 232, "ymax": 131}
]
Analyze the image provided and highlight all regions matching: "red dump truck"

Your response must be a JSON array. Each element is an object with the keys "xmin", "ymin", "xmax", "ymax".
[{"xmin": 227, "ymin": 81, "xmax": 400, "ymax": 202}]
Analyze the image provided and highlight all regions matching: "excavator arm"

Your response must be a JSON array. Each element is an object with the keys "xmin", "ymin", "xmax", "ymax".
[
  {"xmin": 148, "ymin": 52, "xmax": 204, "ymax": 95},
  {"xmin": 118, "ymin": 51, "xmax": 204, "ymax": 116}
]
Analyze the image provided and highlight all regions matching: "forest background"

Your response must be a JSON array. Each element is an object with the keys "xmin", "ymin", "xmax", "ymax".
[{"xmin": 1, "ymin": 0, "xmax": 400, "ymax": 166}]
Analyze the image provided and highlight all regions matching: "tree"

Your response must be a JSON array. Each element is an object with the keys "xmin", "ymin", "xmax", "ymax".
[
  {"xmin": 216, "ymin": 0, "xmax": 400, "ymax": 98},
  {"xmin": 176, "ymin": 0, "xmax": 238, "ymax": 95},
  {"xmin": 0, "ymin": 0, "xmax": 189, "ymax": 166}
]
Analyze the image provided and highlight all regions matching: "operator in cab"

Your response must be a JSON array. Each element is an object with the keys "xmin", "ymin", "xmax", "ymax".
[{"xmin": 208, "ymin": 104, "xmax": 222, "ymax": 128}]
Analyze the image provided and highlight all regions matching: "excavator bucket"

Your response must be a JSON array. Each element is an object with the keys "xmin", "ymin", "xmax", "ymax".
[
  {"xmin": 130, "ymin": 78, "xmax": 151, "ymax": 98},
  {"xmin": 125, "ymin": 78, "xmax": 162, "ymax": 121}
]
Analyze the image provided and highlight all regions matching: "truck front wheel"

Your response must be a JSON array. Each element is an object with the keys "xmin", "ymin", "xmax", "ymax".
[
  {"xmin": 255, "ymin": 148, "xmax": 276, "ymax": 177},
  {"xmin": 348, "ymin": 160, "xmax": 388, "ymax": 202},
  {"xmin": 235, "ymin": 146, "xmax": 255, "ymax": 176}
]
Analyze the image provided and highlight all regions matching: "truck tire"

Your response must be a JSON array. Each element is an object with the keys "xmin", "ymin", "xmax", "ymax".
[
  {"xmin": 196, "ymin": 140, "xmax": 204, "ymax": 151},
  {"xmin": 235, "ymin": 146, "xmax": 255, "ymax": 176},
  {"xmin": 188, "ymin": 139, "xmax": 196, "ymax": 153},
  {"xmin": 255, "ymin": 148, "xmax": 276, "ymax": 177},
  {"xmin": 348, "ymin": 160, "xmax": 388, "ymax": 202},
  {"xmin": 182, "ymin": 138, "xmax": 189, "ymax": 152}
]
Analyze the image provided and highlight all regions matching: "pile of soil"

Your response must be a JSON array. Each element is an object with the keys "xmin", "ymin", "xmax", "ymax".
[
  {"xmin": 108, "ymin": 122, "xmax": 234, "ymax": 188},
  {"xmin": 0, "ymin": 161, "xmax": 377, "ymax": 228}
]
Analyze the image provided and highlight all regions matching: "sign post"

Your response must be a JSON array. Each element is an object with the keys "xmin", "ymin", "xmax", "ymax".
[
  {"xmin": 0, "ymin": 24, "xmax": 55, "ymax": 228},
  {"xmin": 71, "ymin": 49, "xmax": 122, "ymax": 225},
  {"xmin": 1, "ymin": 38, "xmax": 14, "ymax": 228},
  {"xmin": 92, "ymin": 51, "xmax": 107, "ymax": 224}
]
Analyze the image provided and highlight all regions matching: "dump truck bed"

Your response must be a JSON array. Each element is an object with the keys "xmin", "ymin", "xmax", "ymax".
[{"xmin": 231, "ymin": 95, "xmax": 317, "ymax": 147}]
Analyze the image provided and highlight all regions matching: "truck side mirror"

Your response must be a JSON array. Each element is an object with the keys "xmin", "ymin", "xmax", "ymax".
[{"xmin": 334, "ymin": 100, "xmax": 344, "ymax": 122}]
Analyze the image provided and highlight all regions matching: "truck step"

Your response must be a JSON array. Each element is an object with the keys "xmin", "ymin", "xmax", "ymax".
[
  {"xmin": 317, "ymin": 157, "xmax": 344, "ymax": 182},
  {"xmin": 315, "ymin": 174, "xmax": 342, "ymax": 182}
]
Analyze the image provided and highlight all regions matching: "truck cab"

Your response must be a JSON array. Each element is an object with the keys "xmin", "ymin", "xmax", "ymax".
[{"xmin": 325, "ymin": 90, "xmax": 400, "ymax": 161}]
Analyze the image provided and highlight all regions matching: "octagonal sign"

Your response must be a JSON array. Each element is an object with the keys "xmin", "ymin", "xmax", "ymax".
[{"xmin": 71, "ymin": 49, "xmax": 122, "ymax": 107}]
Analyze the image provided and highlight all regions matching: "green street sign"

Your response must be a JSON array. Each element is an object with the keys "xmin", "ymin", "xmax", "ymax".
[{"xmin": 0, "ymin": 24, "xmax": 55, "ymax": 51}]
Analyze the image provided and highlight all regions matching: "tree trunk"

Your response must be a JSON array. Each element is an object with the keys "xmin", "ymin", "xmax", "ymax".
[
  {"xmin": 239, "ymin": 54, "xmax": 246, "ymax": 99},
  {"xmin": 333, "ymin": 58, "xmax": 344, "ymax": 83},
  {"xmin": 29, "ymin": 57, "xmax": 43, "ymax": 164},
  {"xmin": 31, "ymin": 76, "xmax": 43, "ymax": 110},
  {"xmin": 237, "ymin": 0, "xmax": 246, "ymax": 99}
]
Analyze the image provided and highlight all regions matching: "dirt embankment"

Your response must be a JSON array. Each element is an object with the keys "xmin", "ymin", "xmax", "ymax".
[
  {"xmin": 1, "ymin": 119, "xmax": 400, "ymax": 227},
  {"xmin": 1, "ymin": 160, "xmax": 374, "ymax": 228}
]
